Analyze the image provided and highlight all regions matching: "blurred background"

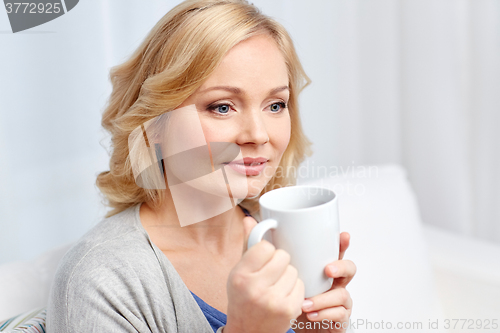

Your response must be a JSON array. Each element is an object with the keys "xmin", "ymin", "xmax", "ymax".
[{"xmin": 0, "ymin": 0, "xmax": 499, "ymax": 268}]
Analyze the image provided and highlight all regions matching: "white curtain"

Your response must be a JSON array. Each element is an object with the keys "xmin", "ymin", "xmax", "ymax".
[
  {"xmin": 0, "ymin": 0, "xmax": 499, "ymax": 264},
  {"xmin": 399, "ymin": 0, "xmax": 500, "ymax": 242}
]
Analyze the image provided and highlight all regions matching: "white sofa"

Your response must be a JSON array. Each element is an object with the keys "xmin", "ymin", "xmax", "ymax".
[
  {"xmin": 300, "ymin": 165, "xmax": 500, "ymax": 333},
  {"xmin": 1, "ymin": 164, "xmax": 499, "ymax": 332}
]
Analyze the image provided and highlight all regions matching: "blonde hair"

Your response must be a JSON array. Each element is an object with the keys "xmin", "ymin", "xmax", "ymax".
[{"xmin": 96, "ymin": 0, "xmax": 312, "ymax": 217}]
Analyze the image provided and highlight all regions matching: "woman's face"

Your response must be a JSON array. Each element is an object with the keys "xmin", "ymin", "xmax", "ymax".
[{"xmin": 168, "ymin": 34, "xmax": 291, "ymax": 200}]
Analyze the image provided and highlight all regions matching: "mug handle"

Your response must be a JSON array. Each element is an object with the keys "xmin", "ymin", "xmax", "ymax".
[{"xmin": 247, "ymin": 219, "xmax": 278, "ymax": 250}]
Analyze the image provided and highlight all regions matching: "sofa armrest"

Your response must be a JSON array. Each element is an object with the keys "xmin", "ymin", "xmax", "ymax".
[{"xmin": 423, "ymin": 224, "xmax": 500, "ymax": 323}]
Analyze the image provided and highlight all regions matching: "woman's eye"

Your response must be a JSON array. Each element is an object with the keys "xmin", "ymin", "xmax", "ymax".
[
  {"xmin": 215, "ymin": 104, "xmax": 230, "ymax": 114},
  {"xmin": 207, "ymin": 103, "xmax": 232, "ymax": 115},
  {"xmin": 269, "ymin": 102, "xmax": 287, "ymax": 113}
]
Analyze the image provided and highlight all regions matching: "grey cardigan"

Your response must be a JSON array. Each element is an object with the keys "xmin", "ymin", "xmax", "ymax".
[{"xmin": 46, "ymin": 204, "xmax": 219, "ymax": 333}]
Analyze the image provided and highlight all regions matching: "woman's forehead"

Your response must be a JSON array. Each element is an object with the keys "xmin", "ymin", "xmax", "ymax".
[{"xmin": 199, "ymin": 35, "xmax": 289, "ymax": 93}]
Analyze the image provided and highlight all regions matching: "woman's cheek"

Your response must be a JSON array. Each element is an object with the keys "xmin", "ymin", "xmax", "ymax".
[
  {"xmin": 201, "ymin": 120, "xmax": 232, "ymax": 145},
  {"xmin": 274, "ymin": 117, "xmax": 292, "ymax": 156}
]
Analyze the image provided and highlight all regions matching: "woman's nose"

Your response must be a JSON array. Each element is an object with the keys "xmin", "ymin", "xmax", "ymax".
[{"xmin": 236, "ymin": 110, "xmax": 270, "ymax": 145}]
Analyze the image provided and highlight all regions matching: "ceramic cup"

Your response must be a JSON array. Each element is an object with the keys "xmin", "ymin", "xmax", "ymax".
[{"xmin": 247, "ymin": 185, "xmax": 340, "ymax": 298}]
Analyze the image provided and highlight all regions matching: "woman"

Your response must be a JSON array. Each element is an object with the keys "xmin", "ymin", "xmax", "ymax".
[{"xmin": 47, "ymin": 0, "xmax": 356, "ymax": 332}]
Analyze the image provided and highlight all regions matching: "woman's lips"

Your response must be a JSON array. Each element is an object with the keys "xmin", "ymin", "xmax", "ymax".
[{"xmin": 224, "ymin": 158, "xmax": 268, "ymax": 176}]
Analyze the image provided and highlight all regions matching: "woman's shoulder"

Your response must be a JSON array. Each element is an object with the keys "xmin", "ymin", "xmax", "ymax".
[
  {"xmin": 51, "ymin": 204, "xmax": 164, "ymax": 291},
  {"xmin": 46, "ymin": 204, "xmax": 186, "ymax": 332},
  {"xmin": 63, "ymin": 205, "xmax": 147, "ymax": 259}
]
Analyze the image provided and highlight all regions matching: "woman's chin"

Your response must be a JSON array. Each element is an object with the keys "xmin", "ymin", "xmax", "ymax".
[{"xmin": 243, "ymin": 182, "xmax": 267, "ymax": 199}]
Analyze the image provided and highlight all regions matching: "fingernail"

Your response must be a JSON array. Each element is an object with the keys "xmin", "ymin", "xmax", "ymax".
[
  {"xmin": 328, "ymin": 264, "xmax": 338, "ymax": 275},
  {"xmin": 307, "ymin": 311, "xmax": 318, "ymax": 319},
  {"xmin": 302, "ymin": 299, "xmax": 313, "ymax": 309}
]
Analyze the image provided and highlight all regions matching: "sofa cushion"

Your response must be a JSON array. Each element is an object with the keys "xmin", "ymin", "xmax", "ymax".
[{"xmin": 0, "ymin": 307, "xmax": 46, "ymax": 332}]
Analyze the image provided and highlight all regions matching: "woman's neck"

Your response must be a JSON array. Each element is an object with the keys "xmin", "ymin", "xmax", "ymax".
[{"xmin": 139, "ymin": 198, "xmax": 246, "ymax": 255}]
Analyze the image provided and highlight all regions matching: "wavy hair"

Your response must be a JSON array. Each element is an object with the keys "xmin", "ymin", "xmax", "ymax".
[{"xmin": 96, "ymin": 0, "xmax": 312, "ymax": 217}]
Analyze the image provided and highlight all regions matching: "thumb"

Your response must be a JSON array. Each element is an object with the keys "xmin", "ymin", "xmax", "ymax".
[{"xmin": 242, "ymin": 216, "xmax": 258, "ymax": 254}]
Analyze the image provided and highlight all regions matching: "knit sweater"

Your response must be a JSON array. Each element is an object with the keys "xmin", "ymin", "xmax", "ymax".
[{"xmin": 46, "ymin": 203, "xmax": 218, "ymax": 333}]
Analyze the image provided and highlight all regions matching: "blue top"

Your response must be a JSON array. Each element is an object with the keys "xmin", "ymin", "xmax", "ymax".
[
  {"xmin": 189, "ymin": 291, "xmax": 227, "ymax": 332},
  {"xmin": 189, "ymin": 206, "xmax": 295, "ymax": 333},
  {"xmin": 190, "ymin": 290, "xmax": 296, "ymax": 333}
]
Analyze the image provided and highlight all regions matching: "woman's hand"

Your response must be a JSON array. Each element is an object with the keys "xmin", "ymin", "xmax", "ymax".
[
  {"xmin": 294, "ymin": 232, "xmax": 356, "ymax": 333},
  {"xmin": 224, "ymin": 217, "xmax": 304, "ymax": 333}
]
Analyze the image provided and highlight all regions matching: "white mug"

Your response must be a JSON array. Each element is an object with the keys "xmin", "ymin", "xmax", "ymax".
[{"xmin": 247, "ymin": 186, "xmax": 340, "ymax": 298}]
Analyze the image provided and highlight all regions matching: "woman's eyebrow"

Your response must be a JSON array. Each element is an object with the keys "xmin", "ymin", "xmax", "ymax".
[
  {"xmin": 199, "ymin": 85, "xmax": 289, "ymax": 95},
  {"xmin": 268, "ymin": 86, "xmax": 290, "ymax": 95}
]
